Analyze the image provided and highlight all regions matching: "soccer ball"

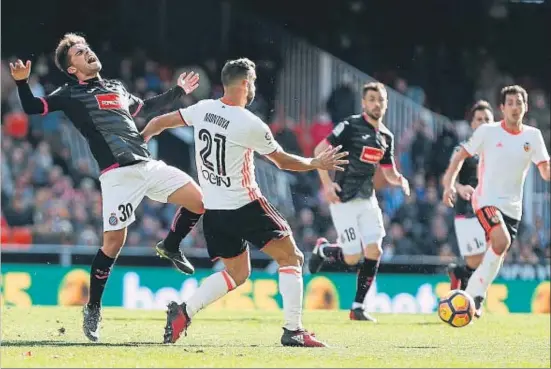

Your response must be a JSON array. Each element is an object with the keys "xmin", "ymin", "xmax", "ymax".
[{"xmin": 438, "ymin": 289, "xmax": 476, "ymax": 328}]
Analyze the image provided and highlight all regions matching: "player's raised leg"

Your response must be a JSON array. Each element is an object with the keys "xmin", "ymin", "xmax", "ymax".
[
  {"xmin": 262, "ymin": 236, "xmax": 328, "ymax": 347},
  {"xmin": 144, "ymin": 161, "xmax": 205, "ymax": 275},
  {"xmin": 466, "ymin": 207, "xmax": 517, "ymax": 316},
  {"xmin": 156, "ymin": 181, "xmax": 205, "ymax": 275}
]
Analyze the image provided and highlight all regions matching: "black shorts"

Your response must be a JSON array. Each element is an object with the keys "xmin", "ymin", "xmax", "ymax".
[
  {"xmin": 475, "ymin": 206, "xmax": 520, "ymax": 242},
  {"xmin": 202, "ymin": 198, "xmax": 292, "ymax": 260}
]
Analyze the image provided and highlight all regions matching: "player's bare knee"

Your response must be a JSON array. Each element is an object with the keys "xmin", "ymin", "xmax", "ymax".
[
  {"xmin": 227, "ymin": 267, "xmax": 250, "ymax": 287},
  {"xmin": 493, "ymin": 236, "xmax": 510, "ymax": 255},
  {"xmin": 364, "ymin": 242, "xmax": 383, "ymax": 260},
  {"xmin": 343, "ymin": 253, "xmax": 362, "ymax": 266},
  {"xmin": 277, "ymin": 248, "xmax": 304, "ymax": 268},
  {"xmin": 293, "ymin": 249, "xmax": 305, "ymax": 267},
  {"xmin": 490, "ymin": 228, "xmax": 510, "ymax": 255},
  {"xmin": 168, "ymin": 181, "xmax": 205, "ymax": 214}
]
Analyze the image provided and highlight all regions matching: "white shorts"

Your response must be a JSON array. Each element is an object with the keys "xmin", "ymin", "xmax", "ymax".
[
  {"xmin": 99, "ymin": 160, "xmax": 192, "ymax": 231},
  {"xmin": 454, "ymin": 216, "xmax": 487, "ymax": 257},
  {"xmin": 329, "ymin": 197, "xmax": 386, "ymax": 256}
]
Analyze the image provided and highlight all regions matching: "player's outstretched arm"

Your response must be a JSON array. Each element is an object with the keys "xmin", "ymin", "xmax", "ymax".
[
  {"xmin": 265, "ymin": 145, "xmax": 348, "ymax": 172},
  {"xmin": 11, "ymin": 59, "xmax": 65, "ymax": 115},
  {"xmin": 141, "ymin": 110, "xmax": 187, "ymax": 142},
  {"xmin": 441, "ymin": 147, "xmax": 470, "ymax": 207},
  {"xmin": 134, "ymin": 72, "xmax": 200, "ymax": 117}
]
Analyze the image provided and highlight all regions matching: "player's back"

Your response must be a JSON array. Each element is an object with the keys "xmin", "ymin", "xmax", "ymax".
[{"xmin": 179, "ymin": 99, "xmax": 280, "ymax": 210}]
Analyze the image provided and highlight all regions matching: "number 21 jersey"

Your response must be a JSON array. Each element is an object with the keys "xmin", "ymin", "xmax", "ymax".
[{"xmin": 179, "ymin": 99, "xmax": 280, "ymax": 210}]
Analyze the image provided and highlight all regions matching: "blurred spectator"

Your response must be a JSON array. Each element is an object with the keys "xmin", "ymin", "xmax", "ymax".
[
  {"xmin": 273, "ymin": 116, "xmax": 302, "ymax": 155},
  {"xmin": 326, "ymin": 80, "xmax": 356, "ymax": 124}
]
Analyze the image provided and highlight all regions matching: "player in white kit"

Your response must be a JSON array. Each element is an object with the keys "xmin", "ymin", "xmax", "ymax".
[
  {"xmin": 442, "ymin": 85, "xmax": 550, "ymax": 316},
  {"xmin": 141, "ymin": 58, "xmax": 348, "ymax": 347}
]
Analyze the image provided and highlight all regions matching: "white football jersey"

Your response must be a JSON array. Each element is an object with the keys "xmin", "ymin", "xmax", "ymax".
[
  {"xmin": 179, "ymin": 100, "xmax": 281, "ymax": 210},
  {"xmin": 462, "ymin": 121, "xmax": 549, "ymax": 220}
]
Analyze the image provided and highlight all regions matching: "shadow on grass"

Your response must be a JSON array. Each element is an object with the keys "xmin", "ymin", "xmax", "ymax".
[{"xmin": 2, "ymin": 340, "xmax": 273, "ymax": 349}]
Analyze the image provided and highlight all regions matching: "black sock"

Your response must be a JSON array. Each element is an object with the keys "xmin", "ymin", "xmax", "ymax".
[
  {"xmin": 88, "ymin": 249, "xmax": 116, "ymax": 307},
  {"xmin": 354, "ymin": 258, "xmax": 379, "ymax": 305},
  {"xmin": 164, "ymin": 207, "xmax": 202, "ymax": 252},
  {"xmin": 320, "ymin": 244, "xmax": 343, "ymax": 263},
  {"xmin": 455, "ymin": 265, "xmax": 476, "ymax": 291}
]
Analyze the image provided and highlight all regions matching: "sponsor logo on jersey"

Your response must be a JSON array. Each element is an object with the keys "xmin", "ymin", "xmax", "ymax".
[
  {"xmin": 201, "ymin": 169, "xmax": 231, "ymax": 188},
  {"xmin": 360, "ymin": 146, "xmax": 385, "ymax": 164},
  {"xmin": 96, "ymin": 93, "xmax": 123, "ymax": 110}
]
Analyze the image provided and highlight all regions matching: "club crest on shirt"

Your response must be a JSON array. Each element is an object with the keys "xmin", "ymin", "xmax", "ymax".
[{"xmin": 524, "ymin": 142, "xmax": 531, "ymax": 152}]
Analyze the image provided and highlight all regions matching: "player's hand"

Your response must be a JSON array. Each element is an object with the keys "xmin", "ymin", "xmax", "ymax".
[
  {"xmin": 140, "ymin": 119, "xmax": 160, "ymax": 143},
  {"xmin": 177, "ymin": 72, "xmax": 200, "ymax": 94},
  {"xmin": 323, "ymin": 182, "xmax": 342, "ymax": 204},
  {"xmin": 442, "ymin": 186, "xmax": 457, "ymax": 207},
  {"xmin": 456, "ymin": 184, "xmax": 475, "ymax": 201},
  {"xmin": 399, "ymin": 175, "xmax": 411, "ymax": 197},
  {"xmin": 311, "ymin": 145, "xmax": 349, "ymax": 172},
  {"xmin": 9, "ymin": 59, "xmax": 32, "ymax": 81}
]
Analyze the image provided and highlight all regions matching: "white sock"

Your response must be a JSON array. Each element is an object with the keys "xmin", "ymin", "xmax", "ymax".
[
  {"xmin": 186, "ymin": 270, "xmax": 236, "ymax": 318},
  {"xmin": 466, "ymin": 246, "xmax": 504, "ymax": 299},
  {"xmin": 279, "ymin": 266, "xmax": 304, "ymax": 331}
]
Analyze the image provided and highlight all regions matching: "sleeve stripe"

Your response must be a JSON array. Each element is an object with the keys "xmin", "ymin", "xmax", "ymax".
[
  {"xmin": 536, "ymin": 160, "xmax": 550, "ymax": 167},
  {"xmin": 131, "ymin": 101, "xmax": 144, "ymax": 117},
  {"xmin": 380, "ymin": 164, "xmax": 393, "ymax": 168},
  {"xmin": 178, "ymin": 109, "xmax": 188, "ymax": 126},
  {"xmin": 39, "ymin": 97, "xmax": 49, "ymax": 116}
]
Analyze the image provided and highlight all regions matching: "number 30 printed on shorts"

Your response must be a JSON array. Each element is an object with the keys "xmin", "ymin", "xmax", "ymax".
[{"xmin": 117, "ymin": 203, "xmax": 134, "ymax": 222}]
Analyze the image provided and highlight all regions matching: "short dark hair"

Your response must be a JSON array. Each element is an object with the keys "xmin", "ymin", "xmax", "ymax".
[
  {"xmin": 500, "ymin": 85, "xmax": 528, "ymax": 105},
  {"xmin": 221, "ymin": 58, "xmax": 256, "ymax": 87},
  {"xmin": 469, "ymin": 100, "xmax": 493, "ymax": 121},
  {"xmin": 54, "ymin": 33, "xmax": 87, "ymax": 73},
  {"xmin": 362, "ymin": 82, "xmax": 387, "ymax": 97}
]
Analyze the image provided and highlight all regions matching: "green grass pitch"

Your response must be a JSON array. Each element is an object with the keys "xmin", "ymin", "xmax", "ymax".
[{"xmin": 1, "ymin": 307, "xmax": 549, "ymax": 368}]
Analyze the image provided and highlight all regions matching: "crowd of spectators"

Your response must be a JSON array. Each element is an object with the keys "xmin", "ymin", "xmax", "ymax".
[{"xmin": 1, "ymin": 41, "xmax": 549, "ymax": 265}]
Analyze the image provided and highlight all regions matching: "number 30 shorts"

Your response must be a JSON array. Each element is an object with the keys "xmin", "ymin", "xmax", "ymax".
[{"xmin": 99, "ymin": 160, "xmax": 192, "ymax": 232}]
